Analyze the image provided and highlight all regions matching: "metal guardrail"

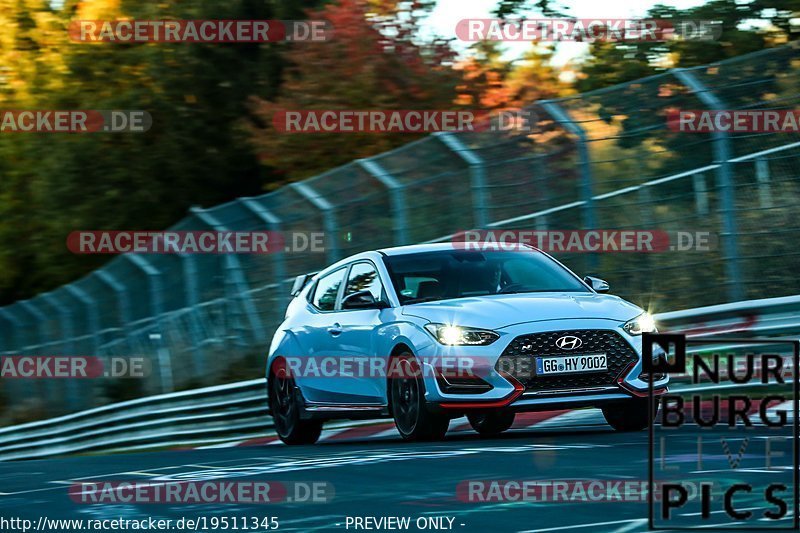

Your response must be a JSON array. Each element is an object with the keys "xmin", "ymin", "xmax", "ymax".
[
  {"xmin": 0, "ymin": 294, "xmax": 797, "ymax": 461},
  {"xmin": 0, "ymin": 379, "xmax": 268, "ymax": 461}
]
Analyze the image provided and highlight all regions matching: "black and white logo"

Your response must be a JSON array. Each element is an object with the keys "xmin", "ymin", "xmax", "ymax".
[{"xmin": 555, "ymin": 336, "xmax": 582, "ymax": 350}]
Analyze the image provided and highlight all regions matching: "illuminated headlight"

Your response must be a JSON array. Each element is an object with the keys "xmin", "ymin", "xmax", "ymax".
[
  {"xmin": 424, "ymin": 323, "xmax": 499, "ymax": 346},
  {"xmin": 622, "ymin": 312, "xmax": 657, "ymax": 335}
]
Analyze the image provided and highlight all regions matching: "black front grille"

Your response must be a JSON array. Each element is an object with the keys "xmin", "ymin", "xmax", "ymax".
[{"xmin": 496, "ymin": 329, "xmax": 637, "ymax": 393}]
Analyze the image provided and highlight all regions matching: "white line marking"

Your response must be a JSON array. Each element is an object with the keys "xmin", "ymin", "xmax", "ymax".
[
  {"xmin": 610, "ymin": 519, "xmax": 647, "ymax": 533},
  {"xmin": 518, "ymin": 518, "xmax": 647, "ymax": 533}
]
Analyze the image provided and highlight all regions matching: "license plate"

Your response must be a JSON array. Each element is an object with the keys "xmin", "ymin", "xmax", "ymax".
[{"xmin": 535, "ymin": 354, "xmax": 607, "ymax": 376}]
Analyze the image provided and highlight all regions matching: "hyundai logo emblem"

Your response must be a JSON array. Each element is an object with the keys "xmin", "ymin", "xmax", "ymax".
[{"xmin": 555, "ymin": 335, "xmax": 583, "ymax": 350}]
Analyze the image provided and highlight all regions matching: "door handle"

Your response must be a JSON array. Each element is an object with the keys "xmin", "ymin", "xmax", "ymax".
[{"xmin": 327, "ymin": 323, "xmax": 342, "ymax": 336}]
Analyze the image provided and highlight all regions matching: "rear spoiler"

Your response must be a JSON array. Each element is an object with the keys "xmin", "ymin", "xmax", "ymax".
[{"xmin": 290, "ymin": 272, "xmax": 317, "ymax": 296}]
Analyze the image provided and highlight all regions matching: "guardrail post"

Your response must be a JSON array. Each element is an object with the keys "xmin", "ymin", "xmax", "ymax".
[
  {"xmin": 190, "ymin": 207, "xmax": 266, "ymax": 345},
  {"xmin": 755, "ymin": 158, "xmax": 773, "ymax": 209},
  {"xmin": 357, "ymin": 158, "xmax": 410, "ymax": 245},
  {"xmin": 673, "ymin": 68, "xmax": 743, "ymax": 302},
  {"xmin": 539, "ymin": 100, "xmax": 597, "ymax": 271},
  {"xmin": 126, "ymin": 255, "xmax": 172, "ymax": 392},
  {"xmin": 434, "ymin": 132, "xmax": 488, "ymax": 229},
  {"xmin": 290, "ymin": 181, "xmax": 339, "ymax": 265}
]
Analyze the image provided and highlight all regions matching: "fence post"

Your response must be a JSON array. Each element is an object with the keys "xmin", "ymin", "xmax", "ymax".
[
  {"xmin": 64, "ymin": 285, "xmax": 100, "ymax": 356},
  {"xmin": 0, "ymin": 308, "xmax": 23, "ymax": 354},
  {"xmin": 434, "ymin": 132, "xmax": 488, "ymax": 229},
  {"xmin": 673, "ymin": 68, "xmax": 744, "ymax": 302},
  {"xmin": 18, "ymin": 300, "xmax": 70, "ymax": 411},
  {"xmin": 755, "ymin": 158, "xmax": 773, "ymax": 209},
  {"xmin": 692, "ymin": 173, "xmax": 709, "ymax": 216},
  {"xmin": 190, "ymin": 207, "xmax": 266, "ymax": 345},
  {"xmin": 42, "ymin": 293, "xmax": 74, "ymax": 355},
  {"xmin": 0, "ymin": 307, "xmax": 16, "ymax": 354},
  {"xmin": 239, "ymin": 197, "xmax": 289, "ymax": 306},
  {"xmin": 534, "ymin": 154, "xmax": 550, "ymax": 229},
  {"xmin": 539, "ymin": 100, "xmax": 597, "ymax": 271},
  {"xmin": 42, "ymin": 292, "xmax": 87, "ymax": 410},
  {"xmin": 357, "ymin": 158, "xmax": 410, "ymax": 245},
  {"xmin": 126, "ymin": 255, "xmax": 172, "ymax": 393},
  {"xmin": 0, "ymin": 308, "xmax": 26, "ymax": 405},
  {"xmin": 176, "ymin": 253, "xmax": 206, "ymax": 378},
  {"xmin": 290, "ymin": 181, "xmax": 340, "ymax": 265},
  {"xmin": 95, "ymin": 270, "xmax": 133, "ymax": 352}
]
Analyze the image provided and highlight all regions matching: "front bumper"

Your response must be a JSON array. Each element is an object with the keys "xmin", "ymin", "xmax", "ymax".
[{"xmin": 416, "ymin": 318, "xmax": 669, "ymax": 412}]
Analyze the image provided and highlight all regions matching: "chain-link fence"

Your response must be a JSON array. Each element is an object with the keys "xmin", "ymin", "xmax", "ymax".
[{"xmin": 2, "ymin": 43, "xmax": 799, "ymax": 418}]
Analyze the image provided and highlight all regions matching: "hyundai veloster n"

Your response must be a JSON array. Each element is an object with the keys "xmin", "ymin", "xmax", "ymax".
[{"xmin": 267, "ymin": 243, "xmax": 667, "ymax": 444}]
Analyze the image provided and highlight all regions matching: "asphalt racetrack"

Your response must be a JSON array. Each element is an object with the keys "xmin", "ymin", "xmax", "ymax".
[{"xmin": 0, "ymin": 408, "xmax": 792, "ymax": 533}]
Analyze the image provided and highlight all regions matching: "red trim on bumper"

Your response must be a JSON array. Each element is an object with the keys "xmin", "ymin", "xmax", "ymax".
[
  {"xmin": 439, "ymin": 372, "xmax": 524, "ymax": 409},
  {"xmin": 616, "ymin": 361, "xmax": 668, "ymax": 398}
]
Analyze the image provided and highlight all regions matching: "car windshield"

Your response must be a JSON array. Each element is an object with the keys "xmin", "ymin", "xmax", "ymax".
[{"xmin": 382, "ymin": 249, "xmax": 590, "ymax": 305}]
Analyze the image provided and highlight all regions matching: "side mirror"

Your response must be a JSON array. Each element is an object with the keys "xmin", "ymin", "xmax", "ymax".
[
  {"xmin": 341, "ymin": 290, "xmax": 390, "ymax": 310},
  {"xmin": 584, "ymin": 276, "xmax": 610, "ymax": 293}
]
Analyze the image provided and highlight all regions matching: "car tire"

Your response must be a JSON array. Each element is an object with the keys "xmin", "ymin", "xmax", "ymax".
[
  {"xmin": 390, "ymin": 352, "xmax": 450, "ymax": 441},
  {"xmin": 602, "ymin": 398, "xmax": 658, "ymax": 432},
  {"xmin": 467, "ymin": 411, "xmax": 516, "ymax": 437},
  {"xmin": 269, "ymin": 363, "xmax": 323, "ymax": 445}
]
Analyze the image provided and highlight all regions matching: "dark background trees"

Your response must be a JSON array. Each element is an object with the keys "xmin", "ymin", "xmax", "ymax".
[{"xmin": 0, "ymin": 0, "xmax": 795, "ymax": 304}]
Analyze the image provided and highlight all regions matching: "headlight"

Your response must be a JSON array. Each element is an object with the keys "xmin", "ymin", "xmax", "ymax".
[
  {"xmin": 622, "ymin": 312, "xmax": 657, "ymax": 335},
  {"xmin": 424, "ymin": 323, "xmax": 499, "ymax": 346}
]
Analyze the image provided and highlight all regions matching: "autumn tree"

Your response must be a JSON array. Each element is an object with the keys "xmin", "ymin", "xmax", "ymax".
[{"xmin": 249, "ymin": 0, "xmax": 460, "ymax": 182}]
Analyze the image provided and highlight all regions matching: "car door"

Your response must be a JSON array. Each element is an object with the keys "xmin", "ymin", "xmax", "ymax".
[
  {"xmin": 292, "ymin": 266, "xmax": 348, "ymax": 404},
  {"xmin": 331, "ymin": 260, "xmax": 389, "ymax": 404}
]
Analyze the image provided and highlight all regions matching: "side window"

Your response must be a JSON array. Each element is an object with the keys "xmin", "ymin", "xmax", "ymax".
[
  {"xmin": 312, "ymin": 268, "xmax": 346, "ymax": 311},
  {"xmin": 345, "ymin": 262, "xmax": 383, "ymax": 301}
]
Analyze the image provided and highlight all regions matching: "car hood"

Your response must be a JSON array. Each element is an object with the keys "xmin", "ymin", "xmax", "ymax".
[{"xmin": 401, "ymin": 292, "xmax": 642, "ymax": 330}]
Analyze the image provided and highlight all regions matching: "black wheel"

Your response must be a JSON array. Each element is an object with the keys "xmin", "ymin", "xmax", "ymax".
[
  {"xmin": 269, "ymin": 362, "xmax": 322, "ymax": 445},
  {"xmin": 602, "ymin": 398, "xmax": 659, "ymax": 432},
  {"xmin": 467, "ymin": 411, "xmax": 515, "ymax": 437},
  {"xmin": 390, "ymin": 353, "xmax": 450, "ymax": 441}
]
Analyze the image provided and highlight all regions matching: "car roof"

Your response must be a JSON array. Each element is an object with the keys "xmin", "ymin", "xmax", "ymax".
[
  {"xmin": 377, "ymin": 242, "xmax": 541, "ymax": 256},
  {"xmin": 308, "ymin": 242, "xmax": 544, "ymax": 282}
]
